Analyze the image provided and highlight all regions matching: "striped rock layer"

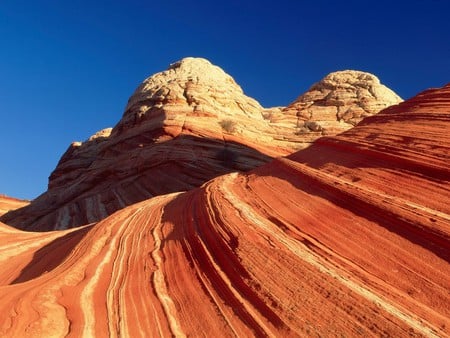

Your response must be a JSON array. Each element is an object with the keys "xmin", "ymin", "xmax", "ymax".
[
  {"xmin": 0, "ymin": 58, "xmax": 401, "ymax": 230},
  {"xmin": 0, "ymin": 84, "xmax": 448, "ymax": 337}
]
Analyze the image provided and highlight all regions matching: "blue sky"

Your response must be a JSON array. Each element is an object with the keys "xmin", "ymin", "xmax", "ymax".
[{"xmin": 1, "ymin": 0, "xmax": 449, "ymax": 199}]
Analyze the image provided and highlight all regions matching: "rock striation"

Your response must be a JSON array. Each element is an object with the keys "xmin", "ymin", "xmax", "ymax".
[
  {"xmin": 0, "ymin": 83, "xmax": 448, "ymax": 337},
  {"xmin": 0, "ymin": 58, "xmax": 401, "ymax": 231},
  {"xmin": 1, "ymin": 58, "xmax": 276, "ymax": 230}
]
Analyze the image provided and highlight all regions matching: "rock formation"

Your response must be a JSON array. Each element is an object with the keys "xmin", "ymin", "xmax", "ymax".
[
  {"xmin": 0, "ymin": 195, "xmax": 29, "ymax": 216},
  {"xmin": 0, "ymin": 58, "xmax": 402, "ymax": 231},
  {"xmin": 1, "ymin": 58, "xmax": 276, "ymax": 230},
  {"xmin": 0, "ymin": 83, "xmax": 448, "ymax": 337},
  {"xmin": 270, "ymin": 70, "xmax": 402, "ymax": 135}
]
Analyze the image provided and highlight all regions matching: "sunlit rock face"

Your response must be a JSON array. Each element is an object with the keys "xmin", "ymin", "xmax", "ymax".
[
  {"xmin": 117, "ymin": 57, "xmax": 264, "ymax": 130},
  {"xmin": 0, "ymin": 195, "xmax": 29, "ymax": 216},
  {"xmin": 0, "ymin": 58, "xmax": 401, "ymax": 231},
  {"xmin": 0, "ymin": 84, "xmax": 448, "ymax": 337},
  {"xmin": 0, "ymin": 58, "xmax": 276, "ymax": 231},
  {"xmin": 271, "ymin": 70, "xmax": 402, "ymax": 134}
]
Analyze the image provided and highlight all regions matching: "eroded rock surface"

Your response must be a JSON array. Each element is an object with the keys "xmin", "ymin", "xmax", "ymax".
[
  {"xmin": 1, "ymin": 58, "xmax": 278, "ymax": 230},
  {"xmin": 0, "ymin": 59, "xmax": 401, "ymax": 230},
  {"xmin": 0, "ymin": 84, "xmax": 448, "ymax": 337},
  {"xmin": 272, "ymin": 70, "xmax": 402, "ymax": 134}
]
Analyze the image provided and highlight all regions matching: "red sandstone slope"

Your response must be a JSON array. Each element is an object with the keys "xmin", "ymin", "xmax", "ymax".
[
  {"xmin": 0, "ymin": 58, "xmax": 401, "ymax": 231},
  {"xmin": 0, "ymin": 85, "xmax": 448, "ymax": 337}
]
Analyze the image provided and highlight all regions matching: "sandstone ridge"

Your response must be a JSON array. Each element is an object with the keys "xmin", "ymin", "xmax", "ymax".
[
  {"xmin": 0, "ymin": 58, "xmax": 402, "ymax": 230},
  {"xmin": 0, "ymin": 84, "xmax": 448, "ymax": 337}
]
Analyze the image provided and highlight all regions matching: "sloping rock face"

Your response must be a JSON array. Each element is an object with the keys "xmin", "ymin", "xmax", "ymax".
[
  {"xmin": 271, "ymin": 70, "xmax": 402, "ymax": 135},
  {"xmin": 0, "ymin": 59, "xmax": 401, "ymax": 231},
  {"xmin": 0, "ymin": 84, "xmax": 448, "ymax": 337},
  {"xmin": 0, "ymin": 195, "xmax": 29, "ymax": 216},
  {"xmin": 1, "ymin": 58, "xmax": 277, "ymax": 230}
]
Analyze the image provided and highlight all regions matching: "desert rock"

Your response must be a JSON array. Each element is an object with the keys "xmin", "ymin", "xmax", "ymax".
[
  {"xmin": 0, "ymin": 195, "xmax": 29, "ymax": 216},
  {"xmin": 273, "ymin": 70, "xmax": 402, "ymax": 134},
  {"xmin": 0, "ymin": 59, "xmax": 402, "ymax": 230},
  {"xmin": 0, "ymin": 83, "xmax": 448, "ymax": 336}
]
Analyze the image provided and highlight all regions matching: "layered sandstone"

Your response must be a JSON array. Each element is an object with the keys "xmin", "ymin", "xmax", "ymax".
[
  {"xmin": 0, "ymin": 195, "xmax": 29, "ymax": 216},
  {"xmin": 0, "ymin": 84, "xmax": 448, "ymax": 337},
  {"xmin": 1, "ymin": 58, "xmax": 276, "ymax": 230},
  {"xmin": 0, "ymin": 59, "xmax": 401, "ymax": 230},
  {"xmin": 271, "ymin": 70, "xmax": 402, "ymax": 134}
]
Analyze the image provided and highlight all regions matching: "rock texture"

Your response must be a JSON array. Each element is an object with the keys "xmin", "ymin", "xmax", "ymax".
[
  {"xmin": 0, "ymin": 195, "xmax": 29, "ymax": 216},
  {"xmin": 0, "ymin": 84, "xmax": 448, "ymax": 337},
  {"xmin": 1, "ymin": 58, "xmax": 275, "ymax": 230},
  {"xmin": 1, "ymin": 58, "xmax": 401, "ymax": 231},
  {"xmin": 271, "ymin": 70, "xmax": 402, "ymax": 135}
]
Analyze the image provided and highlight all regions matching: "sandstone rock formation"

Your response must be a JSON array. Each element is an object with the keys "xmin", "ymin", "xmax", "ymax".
[
  {"xmin": 0, "ymin": 58, "xmax": 401, "ymax": 231},
  {"xmin": 0, "ymin": 195, "xmax": 29, "ymax": 216},
  {"xmin": 1, "ymin": 58, "xmax": 275, "ymax": 230},
  {"xmin": 270, "ymin": 70, "xmax": 402, "ymax": 135},
  {"xmin": 0, "ymin": 83, "xmax": 448, "ymax": 337}
]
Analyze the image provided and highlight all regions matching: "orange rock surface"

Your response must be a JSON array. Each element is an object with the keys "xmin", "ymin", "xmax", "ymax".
[
  {"xmin": 0, "ymin": 195, "xmax": 29, "ymax": 216},
  {"xmin": 0, "ymin": 58, "xmax": 401, "ymax": 231},
  {"xmin": 0, "ymin": 84, "xmax": 448, "ymax": 337}
]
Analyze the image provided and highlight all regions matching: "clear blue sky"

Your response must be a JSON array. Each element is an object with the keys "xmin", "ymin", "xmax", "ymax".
[{"xmin": 1, "ymin": 0, "xmax": 449, "ymax": 199}]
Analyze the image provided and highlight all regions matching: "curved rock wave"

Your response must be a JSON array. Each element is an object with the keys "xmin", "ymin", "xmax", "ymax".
[
  {"xmin": 0, "ymin": 58, "xmax": 402, "ymax": 231},
  {"xmin": 0, "ymin": 84, "xmax": 448, "ymax": 336}
]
